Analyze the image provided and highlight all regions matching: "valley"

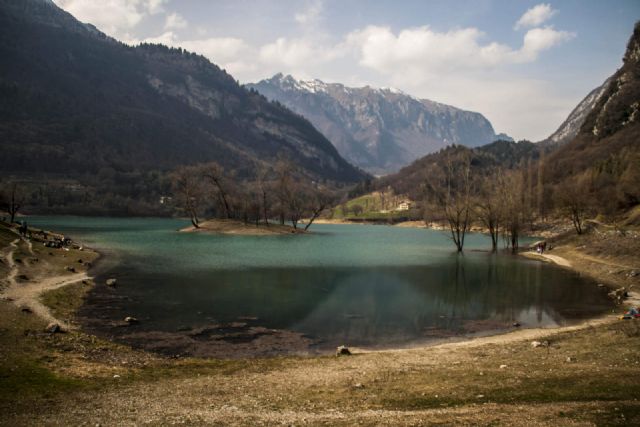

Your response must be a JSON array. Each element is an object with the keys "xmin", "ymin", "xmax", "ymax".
[{"xmin": 1, "ymin": 1, "xmax": 639, "ymax": 425}]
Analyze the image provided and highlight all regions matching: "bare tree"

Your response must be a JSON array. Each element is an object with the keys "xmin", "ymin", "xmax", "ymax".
[
  {"xmin": 555, "ymin": 175, "xmax": 591, "ymax": 235},
  {"xmin": 304, "ymin": 189, "xmax": 331, "ymax": 231},
  {"xmin": 275, "ymin": 159, "xmax": 294, "ymax": 225},
  {"xmin": 202, "ymin": 162, "xmax": 234, "ymax": 219},
  {"xmin": 256, "ymin": 166, "xmax": 271, "ymax": 226},
  {"xmin": 2, "ymin": 183, "xmax": 23, "ymax": 224},
  {"xmin": 499, "ymin": 171, "xmax": 525, "ymax": 252},
  {"xmin": 424, "ymin": 152, "xmax": 473, "ymax": 252},
  {"xmin": 171, "ymin": 166, "xmax": 203, "ymax": 228},
  {"xmin": 475, "ymin": 172, "xmax": 502, "ymax": 252},
  {"xmin": 536, "ymin": 146, "xmax": 546, "ymax": 219}
]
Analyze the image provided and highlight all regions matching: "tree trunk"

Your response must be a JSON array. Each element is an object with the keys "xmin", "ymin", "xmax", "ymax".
[{"xmin": 304, "ymin": 205, "xmax": 325, "ymax": 231}]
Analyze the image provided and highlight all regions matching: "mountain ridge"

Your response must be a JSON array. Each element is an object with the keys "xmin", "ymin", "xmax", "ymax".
[{"xmin": 248, "ymin": 74, "xmax": 510, "ymax": 175}]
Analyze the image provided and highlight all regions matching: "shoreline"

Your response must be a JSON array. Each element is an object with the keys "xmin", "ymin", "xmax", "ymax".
[{"xmin": 2, "ymin": 220, "xmax": 633, "ymax": 358}]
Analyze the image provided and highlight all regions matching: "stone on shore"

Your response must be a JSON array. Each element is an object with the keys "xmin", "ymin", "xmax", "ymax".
[
  {"xmin": 336, "ymin": 345, "xmax": 351, "ymax": 356},
  {"xmin": 106, "ymin": 278, "xmax": 117, "ymax": 287}
]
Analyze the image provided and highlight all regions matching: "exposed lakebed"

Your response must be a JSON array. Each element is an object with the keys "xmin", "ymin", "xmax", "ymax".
[{"xmin": 28, "ymin": 216, "xmax": 613, "ymax": 357}]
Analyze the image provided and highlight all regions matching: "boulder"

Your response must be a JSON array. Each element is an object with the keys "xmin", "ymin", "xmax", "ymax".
[
  {"xmin": 499, "ymin": 364, "xmax": 508, "ymax": 369},
  {"xmin": 65, "ymin": 266, "xmax": 76, "ymax": 273},
  {"xmin": 336, "ymin": 345, "xmax": 351, "ymax": 356},
  {"xmin": 105, "ymin": 278, "xmax": 117, "ymax": 287},
  {"xmin": 124, "ymin": 316, "xmax": 139, "ymax": 324}
]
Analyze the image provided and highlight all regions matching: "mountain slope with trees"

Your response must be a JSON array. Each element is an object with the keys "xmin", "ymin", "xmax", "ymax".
[
  {"xmin": 0, "ymin": 0, "xmax": 366, "ymax": 215},
  {"xmin": 545, "ymin": 21, "xmax": 640, "ymax": 215}
]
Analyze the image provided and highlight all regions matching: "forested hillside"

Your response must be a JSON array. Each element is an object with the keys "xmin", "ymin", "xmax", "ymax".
[{"xmin": 0, "ymin": 0, "xmax": 366, "ymax": 215}]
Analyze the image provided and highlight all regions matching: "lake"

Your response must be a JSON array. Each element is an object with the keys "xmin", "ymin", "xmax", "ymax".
[{"xmin": 27, "ymin": 216, "xmax": 612, "ymax": 357}]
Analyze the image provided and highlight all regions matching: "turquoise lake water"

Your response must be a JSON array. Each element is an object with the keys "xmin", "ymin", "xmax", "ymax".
[{"xmin": 27, "ymin": 216, "xmax": 612, "ymax": 353}]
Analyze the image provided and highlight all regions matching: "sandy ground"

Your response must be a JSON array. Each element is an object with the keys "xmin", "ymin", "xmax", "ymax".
[{"xmin": 521, "ymin": 251, "xmax": 573, "ymax": 267}]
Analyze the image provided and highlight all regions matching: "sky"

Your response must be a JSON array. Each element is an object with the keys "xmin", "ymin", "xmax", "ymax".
[{"xmin": 53, "ymin": 0, "xmax": 640, "ymax": 141}]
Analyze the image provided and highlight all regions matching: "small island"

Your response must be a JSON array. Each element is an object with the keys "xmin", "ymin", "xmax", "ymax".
[{"xmin": 180, "ymin": 218, "xmax": 306, "ymax": 235}]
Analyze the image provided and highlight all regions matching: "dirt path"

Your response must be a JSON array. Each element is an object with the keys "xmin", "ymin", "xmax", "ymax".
[
  {"xmin": 0, "ymin": 238, "xmax": 88, "ymax": 330},
  {"xmin": 564, "ymin": 249, "xmax": 638, "ymax": 270}
]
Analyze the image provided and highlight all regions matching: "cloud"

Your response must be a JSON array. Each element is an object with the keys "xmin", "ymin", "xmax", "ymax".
[
  {"xmin": 515, "ymin": 3, "xmax": 557, "ymax": 30},
  {"xmin": 346, "ymin": 25, "xmax": 574, "ymax": 81},
  {"xmin": 164, "ymin": 12, "xmax": 187, "ymax": 30},
  {"xmin": 54, "ymin": 0, "xmax": 167, "ymax": 36},
  {"xmin": 519, "ymin": 26, "xmax": 575, "ymax": 61},
  {"xmin": 294, "ymin": 1, "xmax": 323, "ymax": 25},
  {"xmin": 259, "ymin": 37, "xmax": 344, "ymax": 69},
  {"xmin": 180, "ymin": 37, "xmax": 251, "ymax": 65}
]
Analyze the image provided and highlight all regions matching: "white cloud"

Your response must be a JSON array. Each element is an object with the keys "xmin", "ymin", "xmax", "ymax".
[
  {"xmin": 164, "ymin": 12, "xmax": 187, "ymax": 30},
  {"xmin": 54, "ymin": 0, "xmax": 167, "ymax": 36},
  {"xmin": 515, "ymin": 3, "xmax": 557, "ymax": 30},
  {"xmin": 519, "ymin": 26, "xmax": 575, "ymax": 61},
  {"xmin": 346, "ymin": 25, "xmax": 574, "ymax": 80},
  {"xmin": 259, "ymin": 37, "xmax": 344, "ymax": 69},
  {"xmin": 180, "ymin": 37, "xmax": 251, "ymax": 65},
  {"xmin": 294, "ymin": 1, "xmax": 323, "ymax": 25}
]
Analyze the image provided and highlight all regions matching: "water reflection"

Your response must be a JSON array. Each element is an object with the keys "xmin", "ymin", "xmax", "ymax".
[{"xmin": 85, "ymin": 250, "xmax": 611, "ymax": 350}]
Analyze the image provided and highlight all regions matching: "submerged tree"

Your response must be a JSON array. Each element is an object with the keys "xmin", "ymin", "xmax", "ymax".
[
  {"xmin": 475, "ymin": 171, "xmax": 502, "ymax": 252},
  {"xmin": 499, "ymin": 171, "xmax": 527, "ymax": 253},
  {"xmin": 424, "ymin": 151, "xmax": 473, "ymax": 252}
]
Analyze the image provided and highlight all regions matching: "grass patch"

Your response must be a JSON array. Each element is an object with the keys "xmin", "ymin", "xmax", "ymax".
[
  {"xmin": 40, "ymin": 281, "xmax": 91, "ymax": 324},
  {"xmin": 0, "ymin": 360, "xmax": 83, "ymax": 404}
]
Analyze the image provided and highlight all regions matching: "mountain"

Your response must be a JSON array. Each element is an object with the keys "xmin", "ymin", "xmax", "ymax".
[
  {"xmin": 247, "ymin": 74, "xmax": 508, "ymax": 175},
  {"xmin": 544, "ymin": 77, "xmax": 612, "ymax": 146},
  {"xmin": 0, "ymin": 0, "xmax": 366, "ymax": 213},
  {"xmin": 546, "ymin": 21, "xmax": 640, "ymax": 211}
]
